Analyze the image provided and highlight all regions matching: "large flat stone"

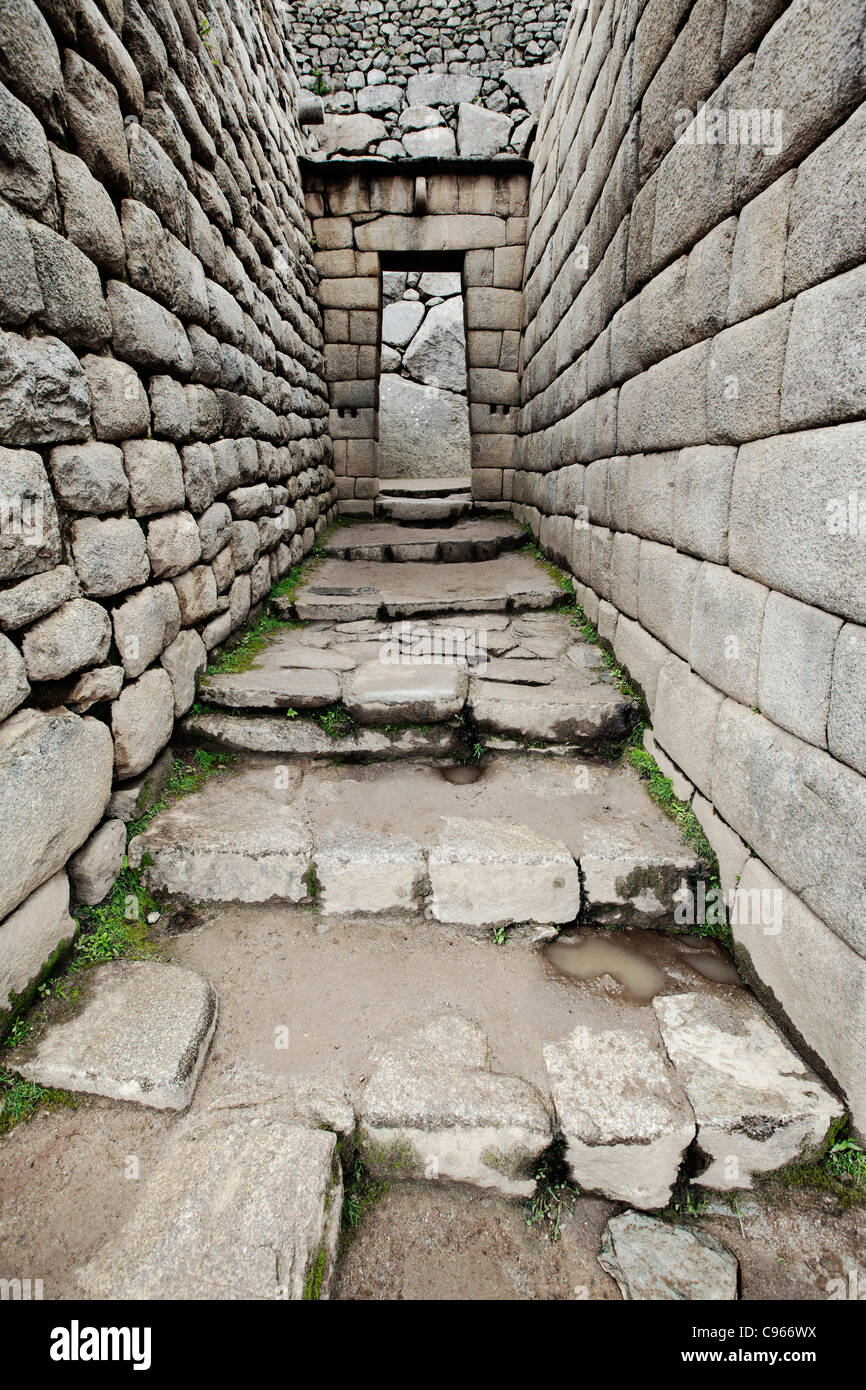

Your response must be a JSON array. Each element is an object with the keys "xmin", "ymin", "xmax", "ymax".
[
  {"xmin": 599, "ymin": 1211, "xmax": 738, "ymax": 1300},
  {"xmin": 322, "ymin": 517, "xmax": 523, "ymax": 563},
  {"xmin": 543, "ymin": 1021, "xmax": 695, "ymax": 1209},
  {"xmin": 428, "ymin": 817, "xmax": 581, "ymax": 927},
  {"xmin": 470, "ymin": 648, "xmax": 637, "ymax": 748},
  {"xmin": 199, "ymin": 666, "xmax": 340, "ymax": 711},
  {"xmin": 181, "ymin": 711, "xmax": 462, "ymax": 760},
  {"xmin": 287, "ymin": 556, "xmax": 562, "ymax": 621},
  {"xmin": 343, "ymin": 659, "xmax": 467, "ymax": 724},
  {"xmin": 653, "ymin": 991, "xmax": 843, "ymax": 1189},
  {"xmin": 360, "ymin": 1014, "xmax": 552, "ymax": 1197},
  {"xmin": 11, "ymin": 960, "xmax": 216, "ymax": 1110},
  {"xmin": 0, "ymin": 707, "xmax": 113, "ymax": 920},
  {"xmin": 375, "ymin": 493, "xmax": 472, "ymax": 523},
  {"xmin": 128, "ymin": 769, "xmax": 313, "ymax": 904},
  {"xmin": 79, "ymin": 1118, "xmax": 341, "ymax": 1299}
]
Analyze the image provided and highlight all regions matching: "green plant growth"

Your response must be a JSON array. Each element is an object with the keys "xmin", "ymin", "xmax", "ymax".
[
  {"xmin": 314, "ymin": 705, "xmax": 358, "ymax": 740},
  {"xmin": 524, "ymin": 1144, "xmax": 577, "ymax": 1243},
  {"xmin": 0, "ymin": 1077, "xmax": 77, "ymax": 1137},
  {"xmin": 312, "ymin": 68, "xmax": 330, "ymax": 96},
  {"xmin": 303, "ymin": 1246, "xmax": 327, "ymax": 1300},
  {"xmin": 206, "ymin": 611, "xmax": 289, "ymax": 675},
  {"xmin": 493, "ymin": 924, "xmax": 510, "ymax": 946},
  {"xmin": 778, "ymin": 1123, "xmax": 866, "ymax": 1210},
  {"xmin": 198, "ymin": 16, "xmax": 220, "ymax": 66},
  {"xmin": 128, "ymin": 748, "xmax": 236, "ymax": 839},
  {"xmin": 340, "ymin": 1149, "xmax": 389, "ymax": 1238}
]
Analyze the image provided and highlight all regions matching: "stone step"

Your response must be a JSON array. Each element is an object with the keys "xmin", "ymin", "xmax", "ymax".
[
  {"xmin": 278, "ymin": 554, "xmax": 564, "ymax": 622},
  {"xmin": 378, "ymin": 477, "xmax": 472, "ymax": 498},
  {"xmin": 321, "ymin": 517, "xmax": 525, "ymax": 562},
  {"xmin": 599, "ymin": 1212, "xmax": 738, "ymax": 1300},
  {"xmin": 375, "ymin": 493, "xmax": 472, "ymax": 524},
  {"xmin": 8, "ymin": 960, "xmax": 217, "ymax": 1110},
  {"xmin": 127, "ymin": 755, "xmax": 700, "ymax": 927},
  {"xmin": 78, "ymin": 1118, "xmax": 341, "ymax": 1299},
  {"xmin": 182, "ymin": 711, "xmax": 464, "ymax": 759},
  {"xmin": 359, "ymin": 1014, "xmax": 553, "ymax": 1197},
  {"xmin": 195, "ymin": 610, "xmax": 637, "ymax": 750}
]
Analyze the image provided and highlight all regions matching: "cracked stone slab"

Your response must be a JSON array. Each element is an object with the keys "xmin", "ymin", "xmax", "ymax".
[
  {"xmin": 378, "ymin": 477, "xmax": 471, "ymax": 498},
  {"xmin": 470, "ymin": 670, "xmax": 636, "ymax": 746},
  {"xmin": 599, "ymin": 1211, "xmax": 738, "ymax": 1300},
  {"xmin": 181, "ymin": 711, "xmax": 462, "ymax": 759},
  {"xmin": 343, "ymin": 659, "xmax": 468, "ymax": 724},
  {"xmin": 428, "ymin": 816, "xmax": 581, "ymax": 927},
  {"xmin": 199, "ymin": 666, "xmax": 341, "ymax": 710},
  {"xmin": 78, "ymin": 1118, "xmax": 341, "ymax": 1299},
  {"xmin": 128, "ymin": 769, "xmax": 312, "ymax": 904},
  {"xmin": 10, "ymin": 961, "xmax": 216, "ymax": 1110},
  {"xmin": 543, "ymin": 1021, "xmax": 695, "ymax": 1208},
  {"xmin": 360, "ymin": 1014, "xmax": 552, "ymax": 1196},
  {"xmin": 653, "ymin": 992, "xmax": 844, "ymax": 1189},
  {"xmin": 285, "ymin": 555, "xmax": 562, "ymax": 622}
]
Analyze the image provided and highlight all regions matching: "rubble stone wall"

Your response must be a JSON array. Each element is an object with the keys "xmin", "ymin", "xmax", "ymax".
[
  {"xmin": 0, "ymin": 0, "xmax": 335, "ymax": 1022},
  {"xmin": 291, "ymin": 0, "xmax": 569, "ymax": 158},
  {"xmin": 515, "ymin": 0, "xmax": 866, "ymax": 1128}
]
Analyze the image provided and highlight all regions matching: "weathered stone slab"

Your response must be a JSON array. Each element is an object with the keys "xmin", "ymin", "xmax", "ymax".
[
  {"xmin": 428, "ymin": 817, "xmax": 581, "ymax": 927},
  {"xmin": 128, "ymin": 768, "xmax": 313, "ymax": 904},
  {"xmin": 68, "ymin": 818, "xmax": 126, "ymax": 905},
  {"xmin": 322, "ymin": 518, "xmax": 523, "ymax": 563},
  {"xmin": 0, "ymin": 707, "xmax": 113, "ymax": 920},
  {"xmin": 653, "ymin": 991, "xmax": 843, "ymax": 1189},
  {"xmin": 289, "ymin": 556, "xmax": 561, "ymax": 622},
  {"xmin": 0, "ymin": 870, "xmax": 75, "ymax": 1016},
  {"xmin": 578, "ymin": 816, "xmax": 700, "ymax": 927},
  {"xmin": 376, "ymin": 492, "xmax": 472, "ymax": 523},
  {"xmin": 181, "ymin": 711, "xmax": 462, "ymax": 760},
  {"xmin": 315, "ymin": 825, "xmax": 426, "ymax": 916},
  {"xmin": 599, "ymin": 1211, "xmax": 738, "ymax": 1300},
  {"xmin": 361, "ymin": 1013, "xmax": 551, "ymax": 1196},
  {"xmin": 200, "ymin": 667, "xmax": 340, "ymax": 711},
  {"xmin": 79, "ymin": 1118, "xmax": 341, "ymax": 1300},
  {"xmin": 470, "ymin": 660, "xmax": 636, "ymax": 747},
  {"xmin": 543, "ymin": 1022, "xmax": 695, "ymax": 1209},
  {"xmin": 11, "ymin": 960, "xmax": 216, "ymax": 1110},
  {"xmin": 343, "ymin": 660, "xmax": 467, "ymax": 724}
]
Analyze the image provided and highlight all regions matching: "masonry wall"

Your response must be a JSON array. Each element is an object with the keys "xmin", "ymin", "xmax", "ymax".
[
  {"xmin": 293, "ymin": 0, "xmax": 570, "ymax": 158},
  {"xmin": 514, "ymin": 0, "xmax": 866, "ymax": 1128},
  {"xmin": 0, "ymin": 0, "xmax": 335, "ymax": 1023}
]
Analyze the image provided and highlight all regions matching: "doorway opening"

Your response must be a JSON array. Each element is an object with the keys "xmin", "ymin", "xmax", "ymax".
[{"xmin": 378, "ymin": 254, "xmax": 471, "ymax": 491}]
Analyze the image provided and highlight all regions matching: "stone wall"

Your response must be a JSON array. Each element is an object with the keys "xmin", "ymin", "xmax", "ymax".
[
  {"xmin": 291, "ymin": 0, "xmax": 569, "ymax": 158},
  {"xmin": 0, "ymin": 0, "xmax": 335, "ymax": 1023},
  {"xmin": 304, "ymin": 162, "xmax": 528, "ymax": 509},
  {"xmin": 515, "ymin": 0, "xmax": 866, "ymax": 1129},
  {"xmin": 380, "ymin": 268, "xmax": 470, "ymax": 478}
]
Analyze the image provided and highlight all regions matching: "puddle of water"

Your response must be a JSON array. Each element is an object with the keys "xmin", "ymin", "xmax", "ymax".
[
  {"xmin": 673, "ymin": 942, "xmax": 740, "ymax": 985},
  {"xmin": 439, "ymin": 763, "xmax": 484, "ymax": 785},
  {"xmin": 544, "ymin": 935, "xmax": 667, "ymax": 1001}
]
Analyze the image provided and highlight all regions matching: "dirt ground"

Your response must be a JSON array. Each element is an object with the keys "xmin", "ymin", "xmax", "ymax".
[{"xmin": 0, "ymin": 906, "xmax": 862, "ymax": 1301}]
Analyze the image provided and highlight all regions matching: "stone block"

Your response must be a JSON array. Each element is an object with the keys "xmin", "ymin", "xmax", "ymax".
[
  {"xmin": 626, "ymin": 452, "xmax": 676, "ymax": 544},
  {"xmin": 21, "ymin": 597, "xmax": 111, "ymax": 681},
  {"xmin": 652, "ymin": 655, "xmax": 724, "ymax": 797},
  {"xmin": 0, "ymin": 446, "xmax": 62, "ymax": 580},
  {"xmin": 0, "ymin": 870, "xmax": 75, "ymax": 1017},
  {"xmin": 112, "ymin": 582, "xmax": 181, "ymax": 678},
  {"xmin": 785, "ymin": 102, "xmax": 866, "ymax": 297},
  {"xmin": 0, "ymin": 706, "xmax": 113, "ymax": 919},
  {"xmin": 689, "ymin": 562, "xmax": 769, "ymax": 706},
  {"xmin": 637, "ymin": 540, "xmax": 700, "ymax": 660},
  {"xmin": 713, "ymin": 699, "xmax": 866, "ymax": 954},
  {"xmin": 49, "ymin": 441, "xmax": 128, "ymax": 513},
  {"xmin": 828, "ymin": 622, "xmax": 866, "ymax": 776},
  {"xmin": 69, "ymin": 515, "xmax": 150, "ymax": 597},
  {"xmin": 758, "ymin": 592, "xmax": 842, "ymax": 748},
  {"xmin": 106, "ymin": 279, "xmax": 192, "ymax": 373},
  {"xmin": 63, "ymin": 50, "xmax": 130, "ymax": 193},
  {"xmin": 728, "ymin": 172, "xmax": 795, "ymax": 323},
  {"xmin": 0, "ymin": 332, "xmax": 90, "ymax": 446},
  {"xmin": 0, "ymin": 632, "xmax": 28, "ymax": 720},
  {"xmin": 28, "ymin": 216, "xmax": 111, "ymax": 349},
  {"xmin": 171, "ymin": 563, "xmax": 218, "ymax": 625},
  {"xmin": 673, "ymin": 445, "xmax": 736, "ymax": 563},
  {"xmin": 80, "ymin": 353, "xmax": 149, "ymax": 441},
  {"xmin": 0, "ymin": 197, "xmax": 43, "ymax": 326},
  {"xmin": 612, "ymin": 614, "xmax": 669, "ymax": 712},
  {"xmin": 732, "ymin": 856, "xmax": 866, "ymax": 1135},
  {"xmin": 640, "ymin": 341, "xmax": 709, "ymax": 450},
  {"xmin": 147, "ymin": 510, "xmax": 202, "ymax": 578},
  {"xmin": 781, "ymin": 265, "xmax": 866, "ymax": 430},
  {"xmin": 68, "ymin": 818, "xmax": 126, "ymax": 905},
  {"xmin": 122, "ymin": 438, "xmax": 185, "ymax": 516},
  {"xmin": 729, "ymin": 424, "xmax": 866, "ymax": 624},
  {"xmin": 0, "ymin": 74, "xmax": 56, "ymax": 217},
  {"xmin": 160, "ymin": 627, "xmax": 207, "ymax": 716},
  {"xmin": 111, "ymin": 666, "xmax": 175, "ymax": 778}
]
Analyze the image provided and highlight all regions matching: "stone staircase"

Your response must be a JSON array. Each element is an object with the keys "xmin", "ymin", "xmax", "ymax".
[
  {"xmin": 376, "ymin": 476, "xmax": 473, "ymax": 523},
  {"xmin": 7, "ymin": 507, "xmax": 848, "ymax": 1301}
]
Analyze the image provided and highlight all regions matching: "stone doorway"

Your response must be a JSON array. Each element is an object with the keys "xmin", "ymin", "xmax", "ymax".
[
  {"xmin": 302, "ymin": 158, "xmax": 531, "ymax": 515},
  {"xmin": 379, "ymin": 253, "xmax": 471, "ymax": 487}
]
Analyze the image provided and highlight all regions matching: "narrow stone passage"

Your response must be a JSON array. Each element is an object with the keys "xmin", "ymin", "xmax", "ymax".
[{"xmin": 2, "ymin": 508, "xmax": 848, "ymax": 1301}]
